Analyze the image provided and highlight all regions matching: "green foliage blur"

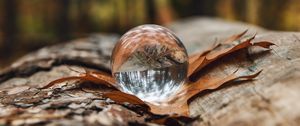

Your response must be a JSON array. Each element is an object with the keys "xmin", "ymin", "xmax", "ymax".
[{"xmin": 0, "ymin": 0, "xmax": 299, "ymax": 67}]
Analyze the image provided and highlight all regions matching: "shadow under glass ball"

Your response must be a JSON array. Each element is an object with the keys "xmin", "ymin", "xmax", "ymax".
[{"xmin": 111, "ymin": 24, "xmax": 188, "ymax": 103}]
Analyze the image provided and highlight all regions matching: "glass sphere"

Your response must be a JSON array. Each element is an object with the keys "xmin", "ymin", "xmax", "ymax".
[{"xmin": 111, "ymin": 24, "xmax": 188, "ymax": 103}]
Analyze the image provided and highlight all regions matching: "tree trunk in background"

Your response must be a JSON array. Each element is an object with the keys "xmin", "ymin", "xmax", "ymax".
[
  {"xmin": 57, "ymin": 0, "xmax": 70, "ymax": 42},
  {"xmin": 146, "ymin": 0, "xmax": 156, "ymax": 23},
  {"xmin": 1, "ymin": 0, "xmax": 17, "ymax": 62},
  {"xmin": 190, "ymin": 0, "xmax": 217, "ymax": 16}
]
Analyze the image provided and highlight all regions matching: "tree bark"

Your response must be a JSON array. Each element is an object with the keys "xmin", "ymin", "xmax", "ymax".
[{"xmin": 0, "ymin": 17, "xmax": 299, "ymax": 126}]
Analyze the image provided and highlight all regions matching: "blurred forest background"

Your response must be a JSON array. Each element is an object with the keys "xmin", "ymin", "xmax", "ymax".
[{"xmin": 0, "ymin": 0, "xmax": 300, "ymax": 68}]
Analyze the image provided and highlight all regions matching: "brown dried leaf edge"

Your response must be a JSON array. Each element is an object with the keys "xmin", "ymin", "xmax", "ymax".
[{"xmin": 42, "ymin": 30, "xmax": 275, "ymax": 119}]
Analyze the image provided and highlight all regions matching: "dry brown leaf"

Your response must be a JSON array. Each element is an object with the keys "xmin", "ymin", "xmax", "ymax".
[
  {"xmin": 142, "ymin": 70, "xmax": 262, "ymax": 116},
  {"xmin": 179, "ymin": 70, "xmax": 262, "ymax": 103},
  {"xmin": 43, "ymin": 30, "xmax": 275, "ymax": 124},
  {"xmin": 103, "ymin": 91, "xmax": 149, "ymax": 107},
  {"xmin": 223, "ymin": 29, "xmax": 248, "ymax": 44},
  {"xmin": 253, "ymin": 41, "xmax": 276, "ymax": 48},
  {"xmin": 188, "ymin": 29, "xmax": 248, "ymax": 63},
  {"xmin": 41, "ymin": 76, "xmax": 85, "ymax": 89},
  {"xmin": 188, "ymin": 34, "xmax": 274, "ymax": 78},
  {"xmin": 42, "ymin": 70, "xmax": 117, "ymax": 89}
]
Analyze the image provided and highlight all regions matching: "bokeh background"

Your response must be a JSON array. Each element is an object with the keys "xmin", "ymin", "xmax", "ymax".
[{"xmin": 1, "ymin": 0, "xmax": 300, "ymax": 68}]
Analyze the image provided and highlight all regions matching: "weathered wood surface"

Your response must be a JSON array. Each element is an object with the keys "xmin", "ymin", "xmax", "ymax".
[{"xmin": 1, "ymin": 17, "xmax": 300, "ymax": 125}]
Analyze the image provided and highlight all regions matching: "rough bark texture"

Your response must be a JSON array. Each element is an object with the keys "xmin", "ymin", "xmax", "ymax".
[{"xmin": 1, "ymin": 17, "xmax": 299, "ymax": 126}]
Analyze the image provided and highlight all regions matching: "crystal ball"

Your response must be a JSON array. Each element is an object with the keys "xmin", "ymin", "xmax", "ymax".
[{"xmin": 111, "ymin": 24, "xmax": 188, "ymax": 103}]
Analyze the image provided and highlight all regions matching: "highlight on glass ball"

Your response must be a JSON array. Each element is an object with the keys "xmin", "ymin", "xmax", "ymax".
[{"xmin": 111, "ymin": 24, "xmax": 188, "ymax": 103}]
